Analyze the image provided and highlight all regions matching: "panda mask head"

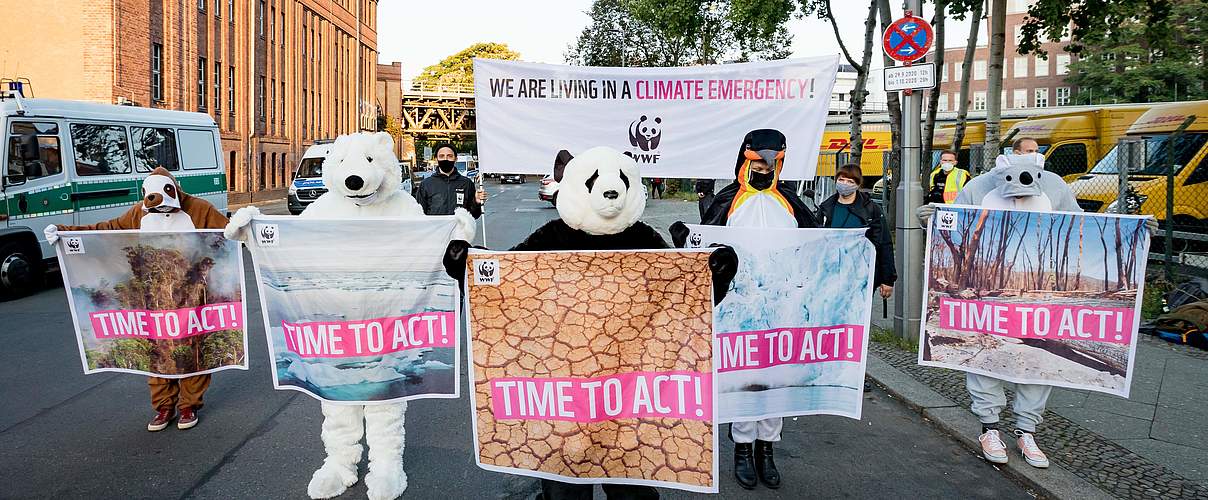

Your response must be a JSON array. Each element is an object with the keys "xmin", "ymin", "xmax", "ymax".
[
  {"xmin": 990, "ymin": 153, "xmax": 1046, "ymax": 199},
  {"xmin": 553, "ymin": 146, "xmax": 646, "ymax": 235},
  {"xmin": 321, "ymin": 132, "xmax": 400, "ymax": 206}
]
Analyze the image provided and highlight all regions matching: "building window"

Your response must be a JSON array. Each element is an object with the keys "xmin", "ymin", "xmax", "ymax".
[
  {"xmin": 257, "ymin": 76, "xmax": 266, "ymax": 121},
  {"xmin": 214, "ymin": 0, "xmax": 219, "ymax": 17},
  {"xmin": 214, "ymin": 62, "xmax": 221, "ymax": 113},
  {"xmin": 1035, "ymin": 88, "xmax": 1049, "ymax": 108},
  {"xmin": 1056, "ymin": 55, "xmax": 1071, "ymax": 75},
  {"xmin": 974, "ymin": 60, "xmax": 987, "ymax": 80},
  {"xmin": 1013, "ymin": 88, "xmax": 1027, "ymax": 108},
  {"xmin": 939, "ymin": 62, "xmax": 947, "ymax": 82},
  {"xmin": 1014, "ymin": 25, "xmax": 1023, "ymax": 45},
  {"xmin": 151, "ymin": 43, "xmax": 163, "ymax": 102},
  {"xmin": 1013, "ymin": 57, "xmax": 1028, "ymax": 79},
  {"xmin": 259, "ymin": 0, "xmax": 266, "ymax": 37},
  {"xmin": 270, "ymin": 79, "xmax": 276, "ymax": 131},
  {"xmin": 198, "ymin": 57, "xmax": 207, "ymax": 112},
  {"xmin": 280, "ymin": 81, "xmax": 286, "ymax": 126},
  {"xmin": 229, "ymin": 0, "xmax": 234, "ymax": 23},
  {"xmin": 301, "ymin": 89, "xmax": 307, "ymax": 132},
  {"xmin": 1035, "ymin": 56, "xmax": 1049, "ymax": 77},
  {"xmin": 228, "ymin": 66, "xmax": 236, "ymax": 118},
  {"xmin": 198, "ymin": 0, "xmax": 205, "ymax": 12},
  {"xmin": 270, "ymin": 6, "xmax": 275, "ymax": 43},
  {"xmin": 1056, "ymin": 87, "xmax": 1071, "ymax": 106},
  {"xmin": 938, "ymin": 93, "xmax": 948, "ymax": 112},
  {"xmin": 973, "ymin": 91, "xmax": 987, "ymax": 111}
]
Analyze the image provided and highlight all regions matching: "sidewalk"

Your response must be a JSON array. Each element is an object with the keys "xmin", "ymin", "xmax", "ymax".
[{"xmin": 870, "ymin": 298, "xmax": 1208, "ymax": 499}]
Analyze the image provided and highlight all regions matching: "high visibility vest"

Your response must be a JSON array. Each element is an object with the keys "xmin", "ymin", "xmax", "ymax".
[{"xmin": 930, "ymin": 167, "xmax": 970, "ymax": 203}]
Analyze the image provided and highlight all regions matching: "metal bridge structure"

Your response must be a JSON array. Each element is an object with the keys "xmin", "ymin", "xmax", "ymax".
[{"xmin": 401, "ymin": 81, "xmax": 476, "ymax": 142}]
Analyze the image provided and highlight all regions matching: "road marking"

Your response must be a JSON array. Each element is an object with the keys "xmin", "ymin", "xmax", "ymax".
[
  {"xmin": 514, "ymin": 208, "xmax": 547, "ymax": 212},
  {"xmin": 521, "ymin": 199, "xmax": 545, "ymax": 203}
]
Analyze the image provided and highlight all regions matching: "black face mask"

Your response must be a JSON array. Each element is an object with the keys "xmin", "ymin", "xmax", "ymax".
[
  {"xmin": 437, "ymin": 159, "xmax": 456, "ymax": 173},
  {"xmin": 749, "ymin": 170, "xmax": 775, "ymax": 190}
]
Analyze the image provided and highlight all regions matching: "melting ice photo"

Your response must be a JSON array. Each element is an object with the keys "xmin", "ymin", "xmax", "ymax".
[
  {"xmin": 247, "ymin": 216, "xmax": 461, "ymax": 404},
  {"xmin": 686, "ymin": 224, "xmax": 875, "ymax": 421}
]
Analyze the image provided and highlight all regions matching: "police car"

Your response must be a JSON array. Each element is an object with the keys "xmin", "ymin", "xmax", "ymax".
[{"xmin": 287, "ymin": 141, "xmax": 414, "ymax": 215}]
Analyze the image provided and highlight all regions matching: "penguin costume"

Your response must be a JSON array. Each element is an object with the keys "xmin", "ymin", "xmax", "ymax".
[{"xmin": 701, "ymin": 129, "xmax": 818, "ymax": 228}]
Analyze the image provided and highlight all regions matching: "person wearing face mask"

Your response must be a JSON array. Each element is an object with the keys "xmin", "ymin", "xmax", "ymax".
[
  {"xmin": 927, "ymin": 150, "xmax": 970, "ymax": 204},
  {"xmin": 416, "ymin": 144, "xmax": 487, "ymax": 218},
  {"xmin": 820, "ymin": 164, "xmax": 896, "ymax": 300}
]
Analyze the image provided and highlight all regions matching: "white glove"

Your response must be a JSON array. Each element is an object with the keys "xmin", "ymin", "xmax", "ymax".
[
  {"xmin": 1145, "ymin": 217, "xmax": 1160, "ymax": 236},
  {"xmin": 452, "ymin": 207, "xmax": 477, "ymax": 242},
  {"xmin": 916, "ymin": 204, "xmax": 937, "ymax": 228},
  {"xmin": 43, "ymin": 224, "xmax": 60, "ymax": 245},
  {"xmin": 223, "ymin": 206, "xmax": 261, "ymax": 241}
]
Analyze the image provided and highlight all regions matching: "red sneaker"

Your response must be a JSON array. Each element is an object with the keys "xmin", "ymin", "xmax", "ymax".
[
  {"xmin": 177, "ymin": 407, "xmax": 198, "ymax": 430},
  {"xmin": 147, "ymin": 408, "xmax": 176, "ymax": 432}
]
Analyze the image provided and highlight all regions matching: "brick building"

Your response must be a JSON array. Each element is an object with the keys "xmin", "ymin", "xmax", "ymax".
[
  {"xmin": 0, "ymin": 0, "xmax": 380, "ymax": 204},
  {"xmin": 932, "ymin": 0, "xmax": 1076, "ymax": 114}
]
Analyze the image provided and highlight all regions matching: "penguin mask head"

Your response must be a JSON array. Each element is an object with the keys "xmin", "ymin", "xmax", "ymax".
[{"xmin": 734, "ymin": 129, "xmax": 787, "ymax": 191}]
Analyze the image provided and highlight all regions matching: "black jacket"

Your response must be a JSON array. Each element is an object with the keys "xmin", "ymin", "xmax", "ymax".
[
  {"xmin": 510, "ymin": 219, "xmax": 668, "ymax": 251},
  {"xmin": 819, "ymin": 191, "xmax": 897, "ymax": 287},
  {"xmin": 416, "ymin": 170, "xmax": 482, "ymax": 218}
]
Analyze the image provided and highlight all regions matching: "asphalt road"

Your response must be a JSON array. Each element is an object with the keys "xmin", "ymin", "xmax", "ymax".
[{"xmin": 0, "ymin": 179, "xmax": 1032, "ymax": 499}]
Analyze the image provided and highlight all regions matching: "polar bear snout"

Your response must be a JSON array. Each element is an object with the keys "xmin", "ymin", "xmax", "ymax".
[{"xmin": 344, "ymin": 175, "xmax": 365, "ymax": 191}]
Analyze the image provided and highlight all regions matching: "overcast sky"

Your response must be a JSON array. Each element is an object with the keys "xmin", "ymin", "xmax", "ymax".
[{"xmin": 377, "ymin": 1, "xmax": 976, "ymax": 81}]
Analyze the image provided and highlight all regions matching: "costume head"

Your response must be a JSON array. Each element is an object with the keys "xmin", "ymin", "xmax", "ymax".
[
  {"xmin": 953, "ymin": 153, "xmax": 1082, "ymax": 212},
  {"xmin": 990, "ymin": 153, "xmax": 1046, "ymax": 199},
  {"xmin": 553, "ymin": 146, "xmax": 645, "ymax": 235},
  {"xmin": 321, "ymin": 132, "xmax": 400, "ymax": 206},
  {"xmin": 734, "ymin": 128, "xmax": 787, "ymax": 191},
  {"xmin": 142, "ymin": 167, "xmax": 184, "ymax": 213}
]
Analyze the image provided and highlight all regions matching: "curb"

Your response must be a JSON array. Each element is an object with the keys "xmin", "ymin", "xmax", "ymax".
[{"xmin": 866, "ymin": 354, "xmax": 1117, "ymax": 500}]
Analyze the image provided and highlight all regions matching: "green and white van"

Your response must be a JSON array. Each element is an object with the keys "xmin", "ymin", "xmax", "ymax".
[{"xmin": 1, "ymin": 91, "xmax": 227, "ymax": 297}]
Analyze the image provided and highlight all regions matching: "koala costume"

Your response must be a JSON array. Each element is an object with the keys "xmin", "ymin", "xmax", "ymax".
[{"xmin": 226, "ymin": 132, "xmax": 475, "ymax": 500}]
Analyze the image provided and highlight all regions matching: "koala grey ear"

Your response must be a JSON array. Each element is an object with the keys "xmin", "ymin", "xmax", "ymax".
[
  {"xmin": 373, "ymin": 131, "xmax": 395, "ymax": 151},
  {"xmin": 995, "ymin": 154, "xmax": 1010, "ymax": 170},
  {"xmin": 554, "ymin": 150, "xmax": 574, "ymax": 183}
]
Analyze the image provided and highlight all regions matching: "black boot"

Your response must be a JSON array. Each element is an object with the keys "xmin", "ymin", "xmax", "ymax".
[
  {"xmin": 733, "ymin": 443, "xmax": 758, "ymax": 489},
  {"xmin": 755, "ymin": 440, "xmax": 781, "ymax": 489}
]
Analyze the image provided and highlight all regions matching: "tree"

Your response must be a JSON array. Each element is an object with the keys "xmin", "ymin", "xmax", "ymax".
[
  {"xmin": 802, "ymin": 0, "xmax": 879, "ymax": 167},
  {"xmin": 950, "ymin": 0, "xmax": 983, "ymax": 153},
  {"xmin": 1017, "ymin": 0, "xmax": 1207, "ymax": 104},
  {"xmin": 566, "ymin": 0, "xmax": 795, "ymax": 67},
  {"xmin": 983, "ymin": 0, "xmax": 1007, "ymax": 174},
  {"xmin": 923, "ymin": 0, "xmax": 947, "ymax": 157},
  {"xmin": 414, "ymin": 43, "xmax": 520, "ymax": 88}
]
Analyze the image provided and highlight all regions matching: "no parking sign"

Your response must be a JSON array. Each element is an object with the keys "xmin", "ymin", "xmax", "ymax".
[{"xmin": 883, "ymin": 14, "xmax": 933, "ymax": 63}]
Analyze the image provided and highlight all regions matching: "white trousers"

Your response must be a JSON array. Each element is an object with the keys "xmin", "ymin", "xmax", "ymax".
[
  {"xmin": 966, "ymin": 373, "xmax": 1052, "ymax": 433},
  {"xmin": 732, "ymin": 417, "xmax": 782, "ymax": 443}
]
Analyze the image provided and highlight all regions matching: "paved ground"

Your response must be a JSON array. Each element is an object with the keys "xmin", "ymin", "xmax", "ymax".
[
  {"xmin": 871, "ymin": 291, "xmax": 1208, "ymax": 499},
  {"xmin": 1, "ymin": 180, "xmax": 1033, "ymax": 499}
]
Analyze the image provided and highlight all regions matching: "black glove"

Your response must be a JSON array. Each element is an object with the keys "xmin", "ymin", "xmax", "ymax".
[
  {"xmin": 707, "ymin": 244, "xmax": 738, "ymax": 305},
  {"xmin": 443, "ymin": 240, "xmax": 472, "ymax": 287},
  {"xmin": 669, "ymin": 221, "xmax": 690, "ymax": 248}
]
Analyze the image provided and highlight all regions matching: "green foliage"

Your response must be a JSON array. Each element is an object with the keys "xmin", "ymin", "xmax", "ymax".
[
  {"xmin": 566, "ymin": 0, "xmax": 793, "ymax": 67},
  {"xmin": 90, "ymin": 338, "xmax": 153, "ymax": 370},
  {"xmin": 871, "ymin": 326, "xmax": 918, "ymax": 353},
  {"xmin": 414, "ymin": 43, "xmax": 520, "ymax": 87},
  {"xmin": 201, "ymin": 330, "xmax": 246, "ymax": 367},
  {"xmin": 1142, "ymin": 279, "xmax": 1171, "ymax": 320},
  {"xmin": 1017, "ymin": 0, "xmax": 1207, "ymax": 103}
]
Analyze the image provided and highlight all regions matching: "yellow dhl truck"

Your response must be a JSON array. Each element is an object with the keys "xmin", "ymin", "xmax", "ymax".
[
  {"xmin": 1069, "ymin": 100, "xmax": 1208, "ymax": 228},
  {"xmin": 815, "ymin": 130, "xmax": 892, "ymax": 184},
  {"xmin": 929, "ymin": 119, "xmax": 1023, "ymax": 168},
  {"xmin": 1005, "ymin": 105, "xmax": 1152, "ymax": 182}
]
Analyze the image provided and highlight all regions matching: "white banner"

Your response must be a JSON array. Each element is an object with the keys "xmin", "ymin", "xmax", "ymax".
[{"xmin": 474, "ymin": 57, "xmax": 839, "ymax": 180}]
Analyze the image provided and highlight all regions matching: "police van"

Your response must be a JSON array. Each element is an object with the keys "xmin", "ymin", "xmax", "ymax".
[
  {"xmin": 287, "ymin": 140, "xmax": 415, "ymax": 215},
  {"xmin": 0, "ymin": 91, "xmax": 227, "ymax": 297}
]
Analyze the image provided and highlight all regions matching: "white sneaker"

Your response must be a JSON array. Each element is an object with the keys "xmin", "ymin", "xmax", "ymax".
[
  {"xmin": 978, "ymin": 429, "xmax": 1009, "ymax": 464},
  {"xmin": 1015, "ymin": 430, "xmax": 1050, "ymax": 468}
]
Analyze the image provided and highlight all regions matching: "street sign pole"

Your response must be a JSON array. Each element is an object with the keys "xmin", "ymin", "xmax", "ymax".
[{"xmin": 894, "ymin": 3, "xmax": 926, "ymax": 342}]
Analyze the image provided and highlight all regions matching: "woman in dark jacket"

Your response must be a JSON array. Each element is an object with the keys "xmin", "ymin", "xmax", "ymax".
[{"xmin": 819, "ymin": 163, "xmax": 896, "ymax": 298}]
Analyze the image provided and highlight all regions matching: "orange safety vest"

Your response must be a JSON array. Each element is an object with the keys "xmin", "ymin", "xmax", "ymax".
[{"xmin": 929, "ymin": 167, "xmax": 970, "ymax": 203}]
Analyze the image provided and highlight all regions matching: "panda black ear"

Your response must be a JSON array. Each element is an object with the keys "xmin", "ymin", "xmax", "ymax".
[{"xmin": 553, "ymin": 150, "xmax": 574, "ymax": 183}]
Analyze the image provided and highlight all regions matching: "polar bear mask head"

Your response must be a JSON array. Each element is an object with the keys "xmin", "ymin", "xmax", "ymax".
[
  {"xmin": 321, "ymin": 132, "xmax": 400, "ymax": 206},
  {"xmin": 554, "ymin": 146, "xmax": 646, "ymax": 235}
]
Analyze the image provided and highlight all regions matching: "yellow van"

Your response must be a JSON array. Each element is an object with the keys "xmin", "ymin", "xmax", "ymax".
[
  {"xmin": 1069, "ymin": 100, "xmax": 1208, "ymax": 229},
  {"xmin": 1005, "ymin": 106, "xmax": 1151, "ymax": 182},
  {"xmin": 816, "ymin": 130, "xmax": 892, "ymax": 183},
  {"xmin": 929, "ymin": 119, "xmax": 1023, "ymax": 169}
]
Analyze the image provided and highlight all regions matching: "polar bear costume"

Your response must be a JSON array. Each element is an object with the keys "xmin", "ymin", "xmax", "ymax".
[{"xmin": 226, "ymin": 132, "xmax": 474, "ymax": 500}]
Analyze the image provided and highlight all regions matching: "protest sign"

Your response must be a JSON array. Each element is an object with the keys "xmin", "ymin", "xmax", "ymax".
[
  {"xmin": 245, "ymin": 216, "xmax": 461, "ymax": 404},
  {"xmin": 920, "ymin": 206, "xmax": 1150, "ymax": 397},
  {"xmin": 465, "ymin": 249, "xmax": 718, "ymax": 493},
  {"xmin": 474, "ymin": 56, "xmax": 838, "ymax": 180},
  {"xmin": 57, "ymin": 230, "xmax": 247, "ymax": 377},
  {"xmin": 685, "ymin": 224, "xmax": 874, "ymax": 421}
]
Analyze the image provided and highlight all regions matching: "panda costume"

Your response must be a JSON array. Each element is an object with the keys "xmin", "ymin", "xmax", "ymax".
[{"xmin": 449, "ymin": 146, "xmax": 736, "ymax": 500}]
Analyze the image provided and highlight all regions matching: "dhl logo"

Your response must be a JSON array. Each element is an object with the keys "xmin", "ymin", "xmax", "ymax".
[
  {"xmin": 824, "ymin": 138, "xmax": 886, "ymax": 151},
  {"xmin": 1137, "ymin": 114, "xmax": 1193, "ymax": 126}
]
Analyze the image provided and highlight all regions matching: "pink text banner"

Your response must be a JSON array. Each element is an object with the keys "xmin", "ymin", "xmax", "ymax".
[
  {"xmin": 717, "ymin": 325, "xmax": 865, "ymax": 372},
  {"xmin": 938, "ymin": 297, "xmax": 1134, "ymax": 345},
  {"xmin": 282, "ymin": 311, "xmax": 455, "ymax": 358},
  {"xmin": 89, "ymin": 302, "xmax": 243, "ymax": 340},
  {"xmin": 489, "ymin": 371, "xmax": 712, "ymax": 422}
]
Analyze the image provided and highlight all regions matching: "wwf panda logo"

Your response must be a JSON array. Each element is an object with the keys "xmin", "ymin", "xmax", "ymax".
[
  {"xmin": 255, "ymin": 224, "xmax": 279, "ymax": 246},
  {"xmin": 689, "ymin": 232, "xmax": 703, "ymax": 248},
  {"xmin": 64, "ymin": 236, "xmax": 85, "ymax": 254},
  {"xmin": 936, "ymin": 210, "xmax": 958, "ymax": 231},
  {"xmin": 474, "ymin": 259, "xmax": 500, "ymax": 286},
  {"xmin": 260, "ymin": 225, "xmax": 276, "ymax": 241},
  {"xmin": 628, "ymin": 115, "xmax": 662, "ymax": 151}
]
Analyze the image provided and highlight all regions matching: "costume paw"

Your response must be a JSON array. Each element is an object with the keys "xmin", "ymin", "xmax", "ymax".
[
  {"xmin": 1145, "ymin": 217, "xmax": 1160, "ymax": 236},
  {"xmin": 916, "ymin": 204, "xmax": 936, "ymax": 227},
  {"xmin": 365, "ymin": 462, "xmax": 407, "ymax": 500},
  {"xmin": 444, "ymin": 240, "xmax": 472, "ymax": 284},
  {"xmin": 669, "ymin": 221, "xmax": 690, "ymax": 248},
  {"xmin": 306, "ymin": 463, "xmax": 358, "ymax": 500},
  {"xmin": 43, "ymin": 224, "xmax": 60, "ymax": 245},
  {"xmin": 223, "ymin": 206, "xmax": 261, "ymax": 241},
  {"xmin": 707, "ymin": 244, "xmax": 738, "ymax": 305},
  {"xmin": 452, "ymin": 207, "xmax": 477, "ymax": 242}
]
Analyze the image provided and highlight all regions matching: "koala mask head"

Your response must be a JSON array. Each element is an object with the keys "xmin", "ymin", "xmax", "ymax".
[{"xmin": 991, "ymin": 153, "xmax": 1047, "ymax": 199}]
